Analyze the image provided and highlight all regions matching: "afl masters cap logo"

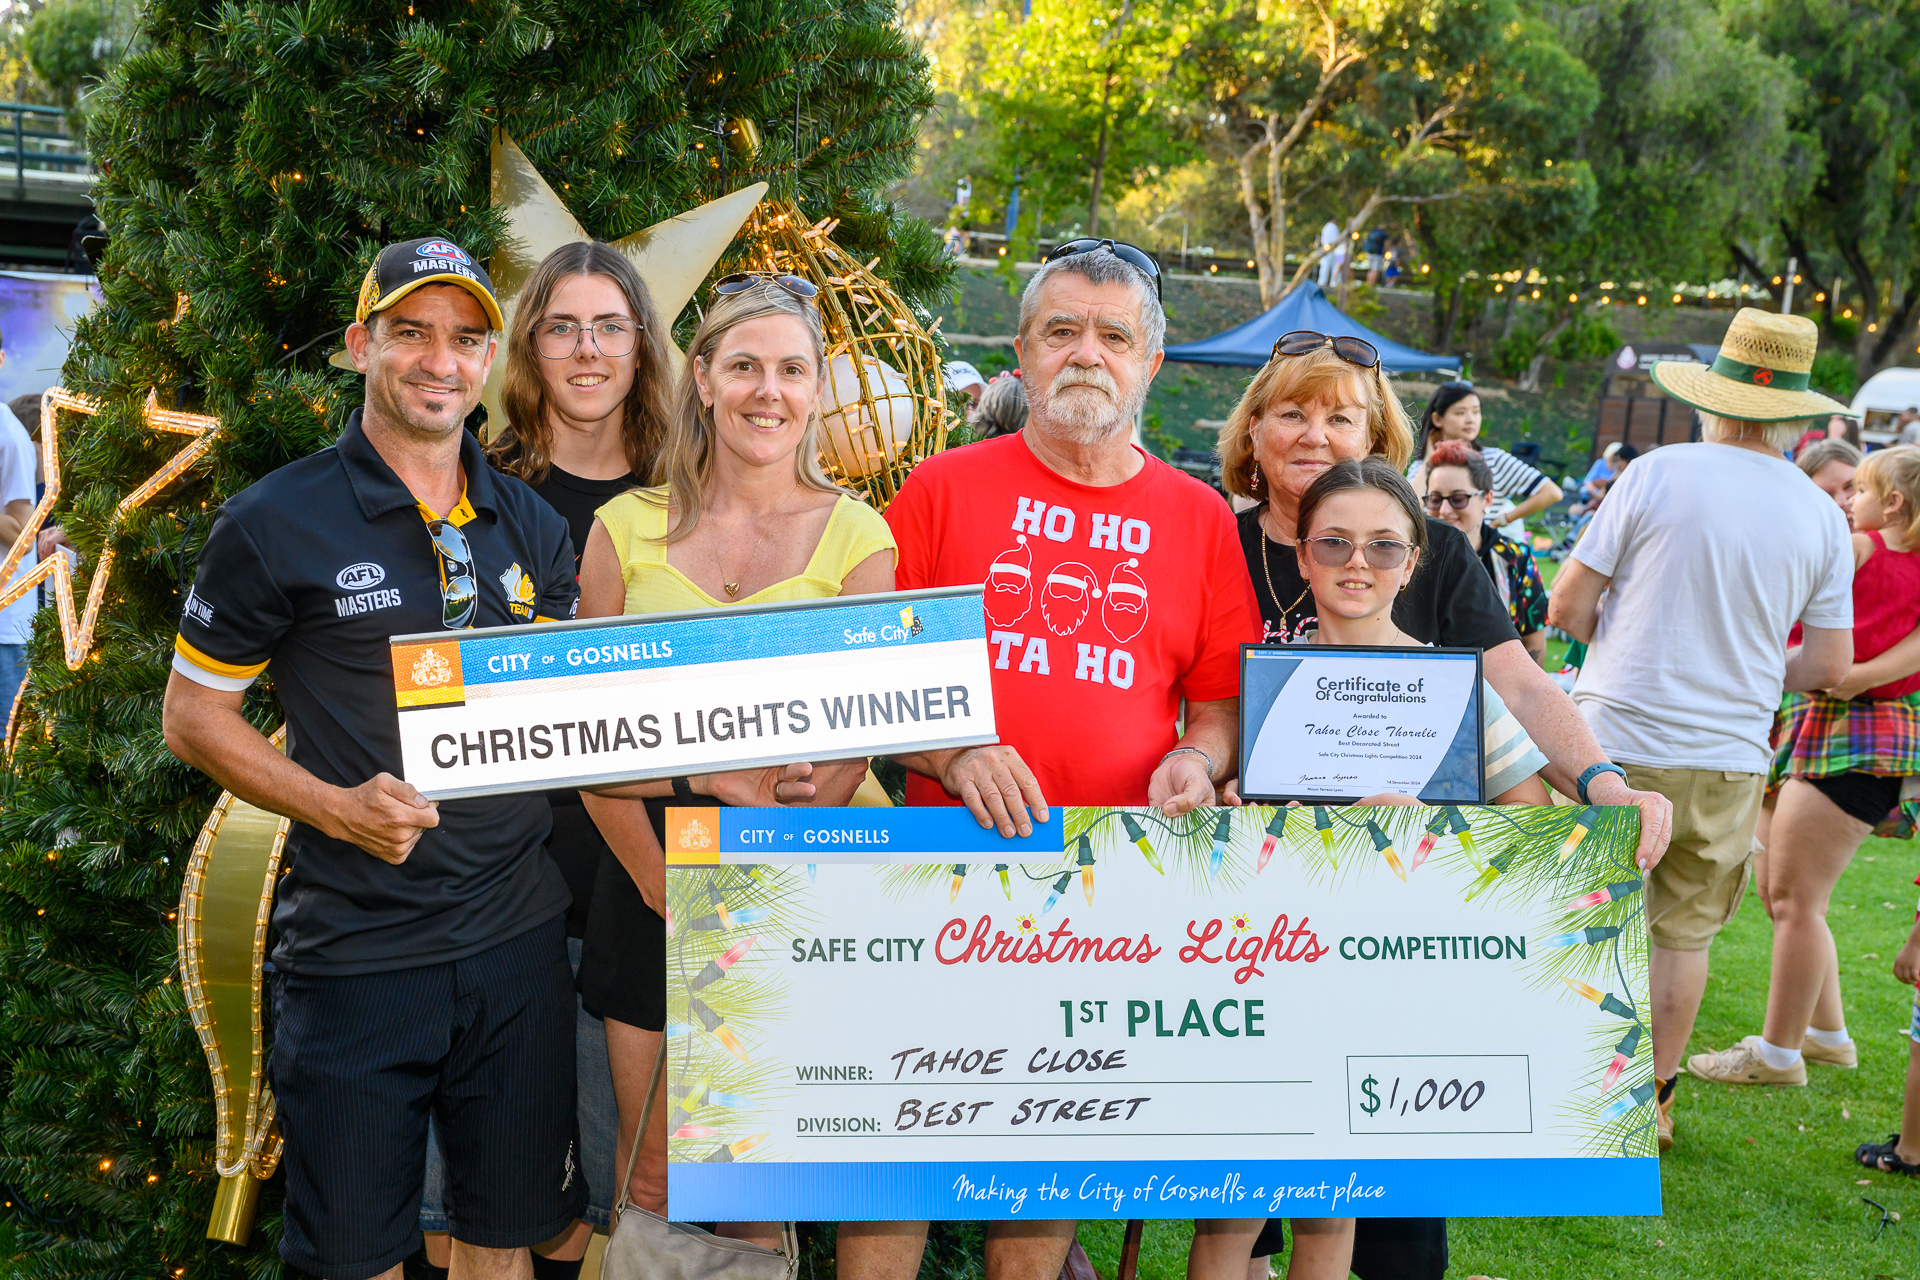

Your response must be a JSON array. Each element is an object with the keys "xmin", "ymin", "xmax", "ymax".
[{"xmin": 355, "ymin": 235, "xmax": 504, "ymax": 329}]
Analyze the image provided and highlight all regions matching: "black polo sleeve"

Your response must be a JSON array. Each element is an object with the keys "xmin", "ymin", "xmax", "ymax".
[
  {"xmin": 172, "ymin": 509, "xmax": 293, "ymax": 690},
  {"xmin": 1402, "ymin": 517, "xmax": 1522, "ymax": 651},
  {"xmin": 533, "ymin": 510, "xmax": 579, "ymax": 623}
]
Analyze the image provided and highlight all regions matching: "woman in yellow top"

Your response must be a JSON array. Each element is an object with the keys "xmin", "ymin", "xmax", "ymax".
[{"xmin": 576, "ymin": 274, "xmax": 894, "ymax": 1254}]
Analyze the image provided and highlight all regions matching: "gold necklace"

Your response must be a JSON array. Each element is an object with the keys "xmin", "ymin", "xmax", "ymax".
[{"xmin": 1257, "ymin": 507, "xmax": 1311, "ymax": 626}]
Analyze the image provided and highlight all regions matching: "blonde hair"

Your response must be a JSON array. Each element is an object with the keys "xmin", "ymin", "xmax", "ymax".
[
  {"xmin": 1218, "ymin": 346, "xmax": 1415, "ymax": 498},
  {"xmin": 652, "ymin": 281, "xmax": 843, "ymax": 542},
  {"xmin": 1699, "ymin": 412, "xmax": 1800, "ymax": 454},
  {"xmin": 491, "ymin": 241, "xmax": 674, "ymax": 483},
  {"xmin": 1857, "ymin": 445, "xmax": 1920, "ymax": 545}
]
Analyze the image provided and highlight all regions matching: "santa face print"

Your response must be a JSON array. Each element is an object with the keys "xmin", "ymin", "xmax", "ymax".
[
  {"xmin": 1101, "ymin": 557, "xmax": 1149, "ymax": 643},
  {"xmin": 985, "ymin": 533, "xmax": 1036, "ymax": 626},
  {"xmin": 1040, "ymin": 561, "xmax": 1102, "ymax": 636}
]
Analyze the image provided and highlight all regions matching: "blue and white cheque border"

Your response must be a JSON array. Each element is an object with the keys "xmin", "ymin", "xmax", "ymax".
[{"xmin": 388, "ymin": 587, "xmax": 996, "ymax": 800}]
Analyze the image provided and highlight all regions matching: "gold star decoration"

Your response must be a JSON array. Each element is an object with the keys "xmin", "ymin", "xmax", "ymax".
[{"xmin": 0, "ymin": 387, "xmax": 220, "ymax": 671}]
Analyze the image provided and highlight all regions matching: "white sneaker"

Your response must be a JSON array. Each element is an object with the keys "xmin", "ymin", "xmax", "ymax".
[{"xmin": 1686, "ymin": 1036, "xmax": 1808, "ymax": 1086}]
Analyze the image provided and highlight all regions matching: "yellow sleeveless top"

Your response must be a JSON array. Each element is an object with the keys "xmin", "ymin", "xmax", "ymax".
[{"xmin": 596, "ymin": 485, "xmax": 897, "ymax": 613}]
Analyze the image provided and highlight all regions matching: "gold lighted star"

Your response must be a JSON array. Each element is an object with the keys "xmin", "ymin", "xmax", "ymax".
[{"xmin": 0, "ymin": 387, "xmax": 220, "ymax": 670}]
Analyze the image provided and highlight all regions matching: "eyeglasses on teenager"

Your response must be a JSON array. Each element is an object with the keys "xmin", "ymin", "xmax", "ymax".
[
  {"xmin": 534, "ymin": 318, "xmax": 640, "ymax": 360},
  {"xmin": 1270, "ymin": 330, "xmax": 1380, "ymax": 370},
  {"xmin": 1042, "ymin": 238, "xmax": 1164, "ymax": 301},
  {"xmin": 1303, "ymin": 535, "xmax": 1415, "ymax": 570},
  {"xmin": 1423, "ymin": 490, "xmax": 1483, "ymax": 512}
]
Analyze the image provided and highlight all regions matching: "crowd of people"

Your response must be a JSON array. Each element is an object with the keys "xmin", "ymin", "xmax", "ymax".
[{"xmin": 141, "ymin": 223, "xmax": 1920, "ymax": 1280}]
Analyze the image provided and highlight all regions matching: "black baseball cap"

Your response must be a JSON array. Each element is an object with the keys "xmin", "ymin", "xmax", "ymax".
[{"xmin": 354, "ymin": 236, "xmax": 504, "ymax": 329}]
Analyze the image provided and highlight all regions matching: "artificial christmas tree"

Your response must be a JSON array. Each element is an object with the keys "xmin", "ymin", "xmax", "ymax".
[{"xmin": 0, "ymin": 2, "xmax": 945, "ymax": 1275}]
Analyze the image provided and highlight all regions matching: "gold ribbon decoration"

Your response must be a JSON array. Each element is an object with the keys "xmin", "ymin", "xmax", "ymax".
[{"xmin": 176, "ymin": 729, "xmax": 290, "ymax": 1246}]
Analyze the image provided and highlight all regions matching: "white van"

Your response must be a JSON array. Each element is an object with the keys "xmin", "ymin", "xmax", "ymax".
[{"xmin": 1849, "ymin": 367, "xmax": 1920, "ymax": 445}]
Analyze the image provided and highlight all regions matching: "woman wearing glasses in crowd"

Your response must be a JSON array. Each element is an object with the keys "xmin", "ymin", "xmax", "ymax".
[
  {"xmin": 1408, "ymin": 381, "xmax": 1562, "ymax": 534},
  {"xmin": 1420, "ymin": 439, "xmax": 1551, "ymax": 667},
  {"xmin": 1204, "ymin": 329, "xmax": 1662, "ymax": 1280},
  {"xmin": 576, "ymin": 272, "xmax": 893, "ymax": 1256}
]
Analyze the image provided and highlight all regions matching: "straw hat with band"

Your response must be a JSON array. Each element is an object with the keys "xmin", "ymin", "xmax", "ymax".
[
  {"xmin": 354, "ymin": 236, "xmax": 504, "ymax": 330},
  {"xmin": 1649, "ymin": 308, "xmax": 1848, "ymax": 422}
]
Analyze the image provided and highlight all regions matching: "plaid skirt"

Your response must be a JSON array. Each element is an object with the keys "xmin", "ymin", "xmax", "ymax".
[{"xmin": 1767, "ymin": 691, "xmax": 1920, "ymax": 838}]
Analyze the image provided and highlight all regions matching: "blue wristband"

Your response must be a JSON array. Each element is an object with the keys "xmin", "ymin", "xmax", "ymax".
[{"xmin": 1576, "ymin": 763, "xmax": 1628, "ymax": 805}]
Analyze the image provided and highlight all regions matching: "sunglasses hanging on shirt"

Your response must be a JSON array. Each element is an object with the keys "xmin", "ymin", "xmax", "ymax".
[{"xmin": 429, "ymin": 519, "xmax": 477, "ymax": 629}]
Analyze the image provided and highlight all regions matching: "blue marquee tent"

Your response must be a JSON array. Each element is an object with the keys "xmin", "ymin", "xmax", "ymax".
[{"xmin": 1162, "ymin": 281, "xmax": 1458, "ymax": 374}]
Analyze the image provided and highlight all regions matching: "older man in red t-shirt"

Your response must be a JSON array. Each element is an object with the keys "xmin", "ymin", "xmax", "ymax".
[{"xmin": 842, "ymin": 243, "xmax": 1262, "ymax": 1280}]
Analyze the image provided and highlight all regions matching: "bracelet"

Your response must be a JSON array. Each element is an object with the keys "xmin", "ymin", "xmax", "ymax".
[
  {"xmin": 1576, "ymin": 762, "xmax": 1627, "ymax": 806},
  {"xmin": 1161, "ymin": 746, "xmax": 1215, "ymax": 780}
]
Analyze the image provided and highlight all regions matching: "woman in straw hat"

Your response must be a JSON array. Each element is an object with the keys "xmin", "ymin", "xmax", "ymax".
[{"xmin": 1549, "ymin": 307, "xmax": 1856, "ymax": 1149}]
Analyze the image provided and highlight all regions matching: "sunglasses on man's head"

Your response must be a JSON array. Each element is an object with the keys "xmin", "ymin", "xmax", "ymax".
[
  {"xmin": 712, "ymin": 271, "xmax": 820, "ymax": 300},
  {"xmin": 1043, "ymin": 238, "xmax": 1164, "ymax": 301},
  {"xmin": 429, "ymin": 519, "xmax": 476, "ymax": 630},
  {"xmin": 1270, "ymin": 330, "xmax": 1380, "ymax": 370}
]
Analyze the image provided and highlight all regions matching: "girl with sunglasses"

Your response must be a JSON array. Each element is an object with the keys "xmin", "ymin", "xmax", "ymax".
[
  {"xmin": 1408, "ymin": 381, "xmax": 1562, "ymax": 534},
  {"xmin": 1422, "ymin": 439, "xmax": 1550, "ymax": 667}
]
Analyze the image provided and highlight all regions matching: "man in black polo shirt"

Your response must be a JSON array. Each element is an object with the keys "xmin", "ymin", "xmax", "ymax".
[{"xmin": 164, "ymin": 237, "xmax": 582, "ymax": 1280}]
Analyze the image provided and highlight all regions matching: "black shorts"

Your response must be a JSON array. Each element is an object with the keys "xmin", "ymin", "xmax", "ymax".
[
  {"xmin": 270, "ymin": 918, "xmax": 586, "ymax": 1280},
  {"xmin": 577, "ymin": 846, "xmax": 667, "ymax": 1031},
  {"xmin": 1250, "ymin": 1217, "xmax": 1447, "ymax": 1280},
  {"xmin": 1808, "ymin": 771, "xmax": 1905, "ymax": 827}
]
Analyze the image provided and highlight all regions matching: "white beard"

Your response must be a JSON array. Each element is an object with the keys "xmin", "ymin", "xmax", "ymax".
[{"xmin": 1030, "ymin": 367, "xmax": 1145, "ymax": 445}]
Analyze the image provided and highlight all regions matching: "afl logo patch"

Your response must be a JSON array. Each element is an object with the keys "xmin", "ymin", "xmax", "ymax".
[
  {"xmin": 416, "ymin": 240, "xmax": 471, "ymax": 265},
  {"xmin": 336, "ymin": 562, "xmax": 387, "ymax": 590}
]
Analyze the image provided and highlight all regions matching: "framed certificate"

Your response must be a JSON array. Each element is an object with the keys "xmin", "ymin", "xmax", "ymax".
[{"xmin": 1238, "ymin": 644, "xmax": 1485, "ymax": 805}]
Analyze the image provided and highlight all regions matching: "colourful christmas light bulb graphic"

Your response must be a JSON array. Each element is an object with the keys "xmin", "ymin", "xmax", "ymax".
[
  {"xmin": 1208, "ymin": 811, "xmax": 1233, "ymax": 880},
  {"xmin": 687, "ymin": 938, "xmax": 756, "ymax": 993},
  {"xmin": 673, "ymin": 1124, "xmax": 717, "ymax": 1140},
  {"xmin": 689, "ymin": 996, "xmax": 749, "ymax": 1063},
  {"xmin": 1559, "ymin": 806, "xmax": 1601, "ymax": 861},
  {"xmin": 1444, "ymin": 806, "xmax": 1477, "ymax": 864},
  {"xmin": 1313, "ymin": 807, "xmax": 1337, "ymax": 867},
  {"xmin": 685, "ymin": 907, "xmax": 771, "ymax": 932},
  {"xmin": 1463, "ymin": 847, "xmax": 1518, "ymax": 901},
  {"xmin": 1563, "ymin": 977, "xmax": 1636, "ymax": 1020},
  {"xmin": 1367, "ymin": 818, "xmax": 1406, "ymax": 881},
  {"xmin": 1599, "ymin": 1079, "xmax": 1657, "ymax": 1121},
  {"xmin": 1075, "ymin": 836, "xmax": 1096, "ymax": 904},
  {"xmin": 1545, "ymin": 926, "xmax": 1623, "ymax": 947},
  {"xmin": 1257, "ymin": 809, "xmax": 1288, "ymax": 872},
  {"xmin": 1119, "ymin": 812, "xmax": 1162, "ymax": 873},
  {"xmin": 675, "ymin": 1081, "xmax": 754, "ymax": 1112},
  {"xmin": 1601, "ymin": 1024, "xmax": 1642, "ymax": 1093},
  {"xmin": 1412, "ymin": 810, "xmax": 1448, "ymax": 871},
  {"xmin": 702, "ymin": 1134, "xmax": 769, "ymax": 1162},
  {"xmin": 1042, "ymin": 870, "xmax": 1073, "ymax": 915},
  {"xmin": 996, "ymin": 863, "xmax": 1011, "ymax": 899},
  {"xmin": 807, "ymin": 864, "xmax": 817, "ymax": 882},
  {"xmin": 1566, "ymin": 878, "xmax": 1643, "ymax": 910},
  {"xmin": 949, "ymin": 864, "xmax": 967, "ymax": 903}
]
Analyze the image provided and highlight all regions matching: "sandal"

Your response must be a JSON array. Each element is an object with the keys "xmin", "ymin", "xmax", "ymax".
[{"xmin": 1857, "ymin": 1134, "xmax": 1920, "ymax": 1175}]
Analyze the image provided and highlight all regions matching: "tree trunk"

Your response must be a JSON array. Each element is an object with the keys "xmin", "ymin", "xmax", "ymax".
[
  {"xmin": 1087, "ymin": 69, "xmax": 1115, "ymax": 237},
  {"xmin": 1237, "ymin": 122, "xmax": 1275, "ymax": 307},
  {"xmin": 1518, "ymin": 313, "xmax": 1575, "ymax": 393},
  {"xmin": 1264, "ymin": 115, "xmax": 1285, "ymax": 307},
  {"xmin": 1438, "ymin": 280, "xmax": 1464, "ymax": 351}
]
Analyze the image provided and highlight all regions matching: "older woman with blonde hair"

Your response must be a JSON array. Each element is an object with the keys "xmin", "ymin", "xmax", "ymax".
[
  {"xmin": 1199, "ymin": 329, "xmax": 1672, "ymax": 1280},
  {"xmin": 576, "ymin": 273, "xmax": 894, "ymax": 1259}
]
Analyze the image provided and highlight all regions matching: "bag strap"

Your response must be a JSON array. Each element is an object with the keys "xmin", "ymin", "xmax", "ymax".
[{"xmin": 615, "ymin": 1035, "xmax": 670, "ymax": 1218}]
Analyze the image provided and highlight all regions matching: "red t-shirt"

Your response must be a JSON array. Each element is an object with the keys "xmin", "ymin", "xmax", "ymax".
[{"xmin": 886, "ymin": 433, "xmax": 1262, "ymax": 805}]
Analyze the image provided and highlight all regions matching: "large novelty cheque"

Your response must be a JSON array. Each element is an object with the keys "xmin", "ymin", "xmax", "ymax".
[
  {"xmin": 663, "ymin": 804, "xmax": 1659, "ymax": 1220},
  {"xmin": 387, "ymin": 588, "xmax": 994, "ymax": 800}
]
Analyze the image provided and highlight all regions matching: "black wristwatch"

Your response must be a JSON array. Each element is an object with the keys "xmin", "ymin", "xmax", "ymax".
[{"xmin": 671, "ymin": 775, "xmax": 695, "ymax": 801}]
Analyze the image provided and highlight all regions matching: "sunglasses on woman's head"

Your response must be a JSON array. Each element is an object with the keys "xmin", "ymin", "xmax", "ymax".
[
  {"xmin": 1303, "ymin": 535, "xmax": 1414, "ymax": 570},
  {"xmin": 712, "ymin": 271, "xmax": 820, "ymax": 300},
  {"xmin": 1270, "ymin": 330, "xmax": 1380, "ymax": 370},
  {"xmin": 1043, "ymin": 238, "xmax": 1164, "ymax": 301},
  {"xmin": 1424, "ymin": 490, "xmax": 1481, "ymax": 512}
]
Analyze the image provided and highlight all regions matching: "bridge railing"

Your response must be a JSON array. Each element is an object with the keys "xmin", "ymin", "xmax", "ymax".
[{"xmin": 0, "ymin": 103, "xmax": 90, "ymax": 199}]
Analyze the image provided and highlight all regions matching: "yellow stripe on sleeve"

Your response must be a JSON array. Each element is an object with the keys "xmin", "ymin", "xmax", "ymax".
[{"xmin": 174, "ymin": 635, "xmax": 269, "ymax": 680}]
